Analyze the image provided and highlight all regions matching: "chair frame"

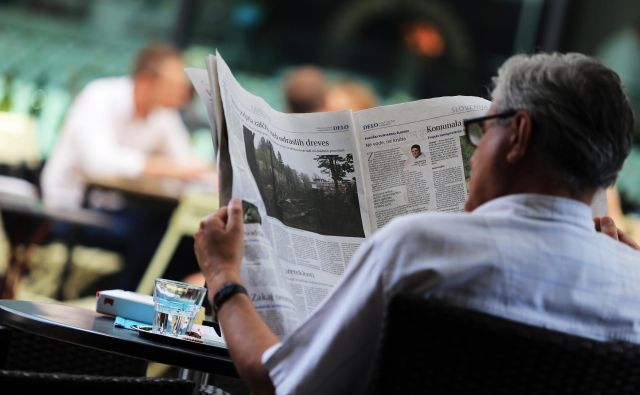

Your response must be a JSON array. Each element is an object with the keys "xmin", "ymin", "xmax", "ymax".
[
  {"xmin": 136, "ymin": 190, "xmax": 218, "ymax": 295},
  {"xmin": 0, "ymin": 369, "xmax": 196, "ymax": 395},
  {"xmin": 370, "ymin": 294, "xmax": 640, "ymax": 395}
]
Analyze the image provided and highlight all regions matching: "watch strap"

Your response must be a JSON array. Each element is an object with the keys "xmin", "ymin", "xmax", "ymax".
[{"xmin": 212, "ymin": 283, "xmax": 248, "ymax": 321}]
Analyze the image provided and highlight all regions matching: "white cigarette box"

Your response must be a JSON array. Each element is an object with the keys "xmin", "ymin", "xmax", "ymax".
[{"xmin": 95, "ymin": 289, "xmax": 155, "ymax": 324}]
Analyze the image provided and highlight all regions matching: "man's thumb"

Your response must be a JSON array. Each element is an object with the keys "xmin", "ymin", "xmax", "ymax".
[{"xmin": 227, "ymin": 197, "xmax": 244, "ymax": 231}]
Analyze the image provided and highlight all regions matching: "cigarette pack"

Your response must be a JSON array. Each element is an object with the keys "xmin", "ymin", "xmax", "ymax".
[{"xmin": 95, "ymin": 289, "xmax": 155, "ymax": 324}]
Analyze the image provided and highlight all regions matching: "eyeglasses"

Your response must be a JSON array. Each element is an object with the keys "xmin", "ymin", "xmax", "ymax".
[{"xmin": 463, "ymin": 109, "xmax": 517, "ymax": 147}]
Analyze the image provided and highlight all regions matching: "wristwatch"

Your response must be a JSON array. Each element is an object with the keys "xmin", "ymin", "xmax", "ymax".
[{"xmin": 212, "ymin": 282, "xmax": 248, "ymax": 321}]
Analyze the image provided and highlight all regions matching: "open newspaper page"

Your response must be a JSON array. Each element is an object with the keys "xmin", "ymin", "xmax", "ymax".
[
  {"xmin": 185, "ymin": 67, "xmax": 218, "ymax": 140},
  {"xmin": 215, "ymin": 53, "xmax": 370, "ymax": 336},
  {"xmin": 352, "ymin": 97, "xmax": 490, "ymax": 231},
  {"xmin": 185, "ymin": 63, "xmax": 232, "ymax": 204}
]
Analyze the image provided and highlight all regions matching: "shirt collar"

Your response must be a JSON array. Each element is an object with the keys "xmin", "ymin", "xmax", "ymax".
[{"xmin": 472, "ymin": 194, "xmax": 595, "ymax": 231}]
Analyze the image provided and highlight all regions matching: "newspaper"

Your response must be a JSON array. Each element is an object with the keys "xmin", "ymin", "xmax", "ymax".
[{"xmin": 187, "ymin": 53, "xmax": 488, "ymax": 336}]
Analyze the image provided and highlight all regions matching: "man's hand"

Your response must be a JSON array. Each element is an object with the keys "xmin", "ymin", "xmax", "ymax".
[
  {"xmin": 194, "ymin": 197, "xmax": 278, "ymax": 395},
  {"xmin": 194, "ymin": 197, "xmax": 245, "ymax": 301},
  {"xmin": 594, "ymin": 215, "xmax": 640, "ymax": 250}
]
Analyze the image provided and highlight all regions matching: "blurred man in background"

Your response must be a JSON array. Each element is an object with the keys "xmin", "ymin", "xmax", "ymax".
[
  {"xmin": 42, "ymin": 43, "xmax": 210, "ymax": 209},
  {"xmin": 41, "ymin": 43, "xmax": 212, "ymax": 293}
]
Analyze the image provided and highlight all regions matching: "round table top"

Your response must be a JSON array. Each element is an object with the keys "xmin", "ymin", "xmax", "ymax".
[
  {"xmin": 0, "ymin": 299, "xmax": 237, "ymax": 376},
  {"xmin": 0, "ymin": 191, "xmax": 112, "ymax": 229}
]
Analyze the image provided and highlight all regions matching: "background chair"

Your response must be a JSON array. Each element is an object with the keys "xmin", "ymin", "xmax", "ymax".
[
  {"xmin": 136, "ymin": 190, "xmax": 218, "ymax": 295},
  {"xmin": 370, "ymin": 294, "xmax": 640, "ymax": 395}
]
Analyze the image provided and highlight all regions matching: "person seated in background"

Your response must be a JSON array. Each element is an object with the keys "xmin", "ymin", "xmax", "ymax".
[
  {"xmin": 41, "ymin": 43, "xmax": 211, "ymax": 209},
  {"xmin": 41, "ymin": 43, "xmax": 213, "ymax": 294},
  {"xmin": 282, "ymin": 65, "xmax": 327, "ymax": 113},
  {"xmin": 322, "ymin": 80, "xmax": 378, "ymax": 112},
  {"xmin": 194, "ymin": 52, "xmax": 640, "ymax": 394}
]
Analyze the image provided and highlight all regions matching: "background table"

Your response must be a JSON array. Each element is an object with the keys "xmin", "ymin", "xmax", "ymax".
[
  {"xmin": 0, "ymin": 191, "xmax": 113, "ymax": 299},
  {"xmin": 85, "ymin": 174, "xmax": 216, "ymax": 205},
  {"xmin": 0, "ymin": 299, "xmax": 237, "ymax": 377}
]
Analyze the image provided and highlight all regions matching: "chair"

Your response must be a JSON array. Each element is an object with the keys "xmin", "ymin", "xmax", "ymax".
[
  {"xmin": 0, "ymin": 369, "xmax": 195, "ymax": 395},
  {"xmin": 136, "ymin": 190, "xmax": 218, "ymax": 295},
  {"xmin": 370, "ymin": 294, "xmax": 640, "ymax": 395},
  {"xmin": 0, "ymin": 325, "xmax": 195, "ymax": 394},
  {"xmin": 0, "ymin": 325, "xmax": 147, "ymax": 376}
]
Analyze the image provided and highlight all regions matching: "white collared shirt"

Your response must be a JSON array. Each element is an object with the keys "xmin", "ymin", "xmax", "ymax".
[
  {"xmin": 263, "ymin": 194, "xmax": 640, "ymax": 395},
  {"xmin": 41, "ymin": 77, "xmax": 193, "ymax": 208}
]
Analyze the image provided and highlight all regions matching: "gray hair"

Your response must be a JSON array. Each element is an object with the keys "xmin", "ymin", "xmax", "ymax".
[{"xmin": 490, "ymin": 52, "xmax": 634, "ymax": 193}]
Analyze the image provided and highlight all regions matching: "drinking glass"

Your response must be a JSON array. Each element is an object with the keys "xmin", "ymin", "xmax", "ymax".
[{"xmin": 152, "ymin": 278, "xmax": 206, "ymax": 337}]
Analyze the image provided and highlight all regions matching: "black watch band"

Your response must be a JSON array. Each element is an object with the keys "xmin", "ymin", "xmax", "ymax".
[{"xmin": 212, "ymin": 283, "xmax": 248, "ymax": 321}]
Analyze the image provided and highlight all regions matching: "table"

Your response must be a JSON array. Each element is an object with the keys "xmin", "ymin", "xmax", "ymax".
[
  {"xmin": 0, "ymin": 299, "xmax": 237, "ymax": 377},
  {"xmin": 0, "ymin": 191, "xmax": 112, "ymax": 232},
  {"xmin": 0, "ymin": 191, "xmax": 113, "ymax": 299},
  {"xmin": 85, "ymin": 174, "xmax": 216, "ymax": 205}
]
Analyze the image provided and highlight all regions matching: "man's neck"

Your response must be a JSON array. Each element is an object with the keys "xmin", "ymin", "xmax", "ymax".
[{"xmin": 506, "ymin": 163, "xmax": 594, "ymax": 207}]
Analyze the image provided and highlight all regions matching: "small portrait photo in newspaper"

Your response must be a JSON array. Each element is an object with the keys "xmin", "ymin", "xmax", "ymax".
[{"xmin": 404, "ymin": 142, "xmax": 428, "ymax": 169}]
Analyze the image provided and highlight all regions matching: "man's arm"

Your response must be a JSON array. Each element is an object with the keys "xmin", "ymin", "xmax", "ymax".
[
  {"xmin": 149, "ymin": 111, "xmax": 215, "ymax": 180},
  {"xmin": 144, "ymin": 155, "xmax": 214, "ymax": 180},
  {"xmin": 194, "ymin": 198, "xmax": 278, "ymax": 395}
]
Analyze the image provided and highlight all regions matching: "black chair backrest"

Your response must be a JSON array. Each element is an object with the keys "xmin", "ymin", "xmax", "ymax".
[
  {"xmin": 370, "ymin": 294, "xmax": 640, "ymax": 395},
  {"xmin": 0, "ymin": 325, "xmax": 147, "ymax": 376},
  {"xmin": 0, "ymin": 369, "xmax": 195, "ymax": 395}
]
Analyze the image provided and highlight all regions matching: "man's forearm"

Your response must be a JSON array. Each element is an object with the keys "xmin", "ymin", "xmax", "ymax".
[
  {"xmin": 195, "ymin": 198, "xmax": 277, "ymax": 393},
  {"xmin": 218, "ymin": 292, "xmax": 279, "ymax": 395}
]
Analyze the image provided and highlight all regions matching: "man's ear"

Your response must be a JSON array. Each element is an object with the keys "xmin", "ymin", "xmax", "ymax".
[{"xmin": 506, "ymin": 111, "xmax": 533, "ymax": 163}]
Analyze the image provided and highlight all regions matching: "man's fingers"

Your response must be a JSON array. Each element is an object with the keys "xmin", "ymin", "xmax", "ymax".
[
  {"xmin": 618, "ymin": 229, "xmax": 640, "ymax": 251},
  {"xmin": 593, "ymin": 217, "xmax": 602, "ymax": 232},
  {"xmin": 213, "ymin": 206, "xmax": 229, "ymax": 224},
  {"xmin": 201, "ymin": 199, "xmax": 244, "ymax": 234},
  {"xmin": 199, "ymin": 212, "xmax": 213, "ymax": 230},
  {"xmin": 599, "ymin": 216, "xmax": 619, "ymax": 241},
  {"xmin": 198, "ymin": 208, "xmax": 228, "ymax": 236},
  {"xmin": 226, "ymin": 197, "xmax": 244, "ymax": 233}
]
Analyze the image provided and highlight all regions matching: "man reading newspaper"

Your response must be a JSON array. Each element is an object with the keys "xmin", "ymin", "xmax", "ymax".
[{"xmin": 194, "ymin": 52, "xmax": 640, "ymax": 395}]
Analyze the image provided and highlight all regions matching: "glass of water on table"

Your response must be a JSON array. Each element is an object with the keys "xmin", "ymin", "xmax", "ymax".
[{"xmin": 153, "ymin": 278, "xmax": 207, "ymax": 337}]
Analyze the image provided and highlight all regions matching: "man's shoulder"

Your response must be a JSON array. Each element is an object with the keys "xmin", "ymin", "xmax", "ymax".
[{"xmin": 81, "ymin": 76, "xmax": 132, "ymax": 98}]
